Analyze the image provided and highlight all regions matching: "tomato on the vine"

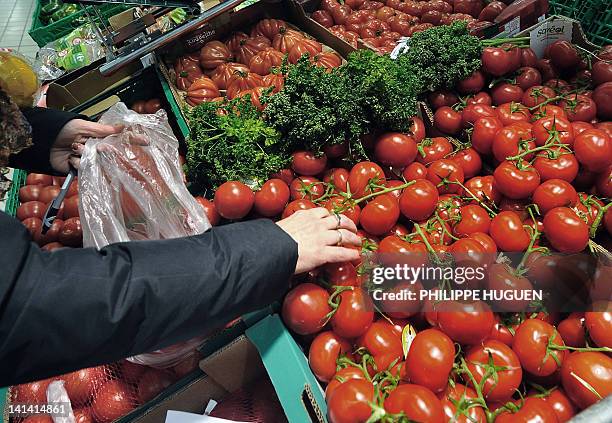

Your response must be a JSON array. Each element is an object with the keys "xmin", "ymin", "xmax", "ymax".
[
  {"xmin": 513, "ymin": 319, "xmax": 566, "ymax": 377},
  {"xmin": 489, "ymin": 210, "xmax": 531, "ymax": 252},
  {"xmin": 398, "ymin": 179, "xmax": 438, "ymax": 221},
  {"xmin": 493, "ymin": 160, "xmax": 541, "ymax": 200},
  {"xmin": 384, "ymin": 384, "xmax": 445, "ymax": 423},
  {"xmin": 427, "ymin": 159, "xmax": 465, "ymax": 194},
  {"xmin": 436, "ymin": 300, "xmax": 494, "ymax": 345},
  {"xmin": 348, "ymin": 161, "xmax": 386, "ymax": 197},
  {"xmin": 404, "ymin": 329, "xmax": 455, "ymax": 393},
  {"xmin": 543, "ymin": 207, "xmax": 589, "ymax": 253},
  {"xmin": 533, "ymin": 178, "xmax": 578, "ymax": 214},
  {"xmin": 281, "ymin": 283, "xmax": 331, "ymax": 335},
  {"xmin": 416, "ymin": 137, "xmax": 453, "ymax": 165},
  {"xmin": 327, "ymin": 379, "xmax": 374, "ymax": 423},
  {"xmin": 330, "ymin": 288, "xmax": 374, "ymax": 338},
  {"xmin": 360, "ymin": 195, "xmax": 400, "ymax": 235},
  {"xmin": 308, "ymin": 331, "xmax": 351, "ymax": 383},
  {"xmin": 561, "ymin": 351, "xmax": 612, "ymax": 410},
  {"xmin": 254, "ymin": 178, "xmax": 290, "ymax": 217}
]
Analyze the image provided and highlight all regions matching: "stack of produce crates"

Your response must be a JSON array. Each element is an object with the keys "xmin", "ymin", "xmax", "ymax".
[
  {"xmin": 29, "ymin": 1, "xmax": 129, "ymax": 47},
  {"xmin": 2, "ymin": 169, "xmax": 26, "ymax": 217},
  {"xmin": 549, "ymin": 0, "xmax": 611, "ymax": 45}
]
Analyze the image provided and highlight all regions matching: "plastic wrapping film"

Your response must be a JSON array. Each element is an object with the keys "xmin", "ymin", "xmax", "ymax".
[{"xmin": 78, "ymin": 102, "xmax": 211, "ymax": 368}]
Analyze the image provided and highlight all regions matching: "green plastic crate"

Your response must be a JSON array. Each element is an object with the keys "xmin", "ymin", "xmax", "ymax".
[
  {"xmin": 549, "ymin": 0, "xmax": 611, "ymax": 45},
  {"xmin": 29, "ymin": 2, "xmax": 128, "ymax": 48},
  {"xmin": 3, "ymin": 169, "xmax": 26, "ymax": 217}
]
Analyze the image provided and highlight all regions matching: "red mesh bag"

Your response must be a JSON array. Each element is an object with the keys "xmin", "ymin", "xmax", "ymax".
[
  {"xmin": 208, "ymin": 379, "xmax": 288, "ymax": 423},
  {"xmin": 9, "ymin": 354, "xmax": 201, "ymax": 423}
]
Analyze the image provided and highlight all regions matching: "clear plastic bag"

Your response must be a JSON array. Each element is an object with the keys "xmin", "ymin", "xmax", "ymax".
[{"xmin": 79, "ymin": 102, "xmax": 211, "ymax": 367}]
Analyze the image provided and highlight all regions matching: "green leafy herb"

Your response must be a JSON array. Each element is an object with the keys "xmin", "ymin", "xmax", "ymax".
[
  {"xmin": 400, "ymin": 21, "xmax": 482, "ymax": 91},
  {"xmin": 263, "ymin": 56, "xmax": 369, "ymax": 159},
  {"xmin": 186, "ymin": 97, "xmax": 288, "ymax": 193}
]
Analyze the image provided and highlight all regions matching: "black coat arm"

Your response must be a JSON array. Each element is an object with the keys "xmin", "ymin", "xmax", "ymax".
[{"xmin": 1, "ymin": 108, "xmax": 298, "ymax": 386}]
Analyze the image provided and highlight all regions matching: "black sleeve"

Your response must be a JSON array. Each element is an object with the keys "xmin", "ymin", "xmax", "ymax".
[
  {"xmin": 8, "ymin": 107, "xmax": 81, "ymax": 174},
  {"xmin": 0, "ymin": 212, "xmax": 297, "ymax": 386}
]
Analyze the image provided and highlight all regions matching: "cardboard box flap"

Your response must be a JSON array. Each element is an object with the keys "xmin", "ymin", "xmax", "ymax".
[
  {"xmin": 199, "ymin": 335, "xmax": 266, "ymax": 393},
  {"xmin": 132, "ymin": 376, "xmax": 228, "ymax": 422}
]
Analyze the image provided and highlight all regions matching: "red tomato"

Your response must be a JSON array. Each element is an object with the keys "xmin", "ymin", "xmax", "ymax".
[
  {"xmin": 533, "ymin": 148, "xmax": 579, "ymax": 183},
  {"xmin": 58, "ymin": 216, "xmax": 82, "ymax": 247},
  {"xmin": 436, "ymin": 301, "xmax": 494, "ymax": 345},
  {"xmin": 453, "ymin": 204, "xmax": 491, "ymax": 236},
  {"xmin": 405, "ymin": 329, "xmax": 455, "ymax": 393},
  {"xmin": 384, "ymin": 384, "xmax": 445, "ymax": 423},
  {"xmin": 489, "ymin": 211, "xmax": 530, "ymax": 252},
  {"xmin": 194, "ymin": 197, "xmax": 220, "ymax": 226},
  {"xmin": 471, "ymin": 116, "xmax": 504, "ymax": 155},
  {"xmin": 532, "ymin": 116, "xmax": 574, "ymax": 146},
  {"xmin": 374, "ymin": 132, "xmax": 417, "ymax": 167},
  {"xmin": 543, "ymin": 207, "xmax": 589, "ymax": 253},
  {"xmin": 291, "ymin": 151, "xmax": 328, "ymax": 175},
  {"xmin": 330, "ymin": 288, "xmax": 374, "ymax": 338},
  {"xmin": 213, "ymin": 181, "xmax": 254, "ymax": 220},
  {"xmin": 496, "ymin": 397, "xmax": 559, "ymax": 423},
  {"xmin": 533, "ymin": 179, "xmax": 578, "ymax": 214},
  {"xmin": 585, "ymin": 308, "xmax": 612, "ymax": 348},
  {"xmin": 537, "ymin": 388, "xmax": 577, "ymax": 423},
  {"xmin": 136, "ymin": 369, "xmax": 175, "ymax": 403},
  {"xmin": 466, "ymin": 92, "xmax": 493, "ymax": 106},
  {"xmin": 270, "ymin": 168, "xmax": 294, "ymax": 186},
  {"xmin": 402, "ymin": 162, "xmax": 427, "ymax": 181},
  {"xmin": 62, "ymin": 195, "xmax": 80, "ymax": 219},
  {"xmin": 426, "ymin": 159, "xmax": 465, "ymax": 194},
  {"xmin": 561, "ymin": 351, "xmax": 612, "ymax": 409},
  {"xmin": 38, "ymin": 185, "xmax": 61, "ymax": 204},
  {"xmin": 309, "ymin": 331, "xmax": 351, "ymax": 382},
  {"xmin": 398, "ymin": 179, "xmax": 438, "ymax": 221},
  {"xmin": 451, "ymin": 147, "xmax": 482, "ymax": 179},
  {"xmin": 494, "ymin": 160, "xmax": 540, "ymax": 200},
  {"xmin": 348, "ymin": 161, "xmax": 386, "ymax": 197},
  {"xmin": 492, "ymin": 125, "xmax": 535, "ymax": 163},
  {"xmin": 281, "ymin": 199, "xmax": 316, "ymax": 218},
  {"xmin": 513, "ymin": 319, "xmax": 566, "ymax": 377},
  {"xmin": 73, "ymin": 408, "xmax": 94, "ymax": 423},
  {"xmin": 469, "ymin": 231, "xmax": 497, "ymax": 254},
  {"xmin": 464, "ymin": 340, "xmax": 522, "ymax": 402},
  {"xmin": 281, "ymin": 283, "xmax": 331, "ymax": 335},
  {"xmin": 325, "ymin": 366, "xmax": 367, "ymax": 400},
  {"xmin": 254, "ymin": 178, "xmax": 290, "ymax": 217},
  {"xmin": 428, "ymin": 90, "xmax": 460, "ymax": 109},
  {"xmin": 433, "ymin": 106, "xmax": 462, "ymax": 134},
  {"xmin": 456, "ymin": 70, "xmax": 485, "ymax": 94},
  {"xmin": 463, "ymin": 175, "xmax": 501, "ymax": 206},
  {"xmin": 360, "ymin": 195, "xmax": 399, "ymax": 236},
  {"xmin": 19, "ymin": 185, "xmax": 42, "ymax": 202},
  {"xmin": 22, "ymin": 217, "xmax": 42, "ymax": 241},
  {"xmin": 91, "ymin": 380, "xmax": 137, "ymax": 423},
  {"xmin": 119, "ymin": 360, "xmax": 147, "ymax": 384},
  {"xmin": 559, "ymin": 94, "xmax": 597, "ymax": 122},
  {"xmin": 289, "ymin": 176, "xmax": 325, "ymax": 203},
  {"xmin": 324, "ymin": 168, "xmax": 350, "ymax": 192},
  {"xmin": 491, "ymin": 84, "xmax": 524, "ymax": 106},
  {"xmin": 573, "ymin": 129, "xmax": 612, "ymax": 172},
  {"xmin": 522, "ymin": 86, "xmax": 556, "ymax": 108},
  {"xmin": 515, "ymin": 66, "xmax": 542, "ymax": 90},
  {"xmin": 461, "ymin": 104, "xmax": 496, "ymax": 128},
  {"xmin": 596, "ymin": 166, "xmax": 612, "ymax": 197},
  {"xmin": 17, "ymin": 201, "xmax": 47, "ymax": 221},
  {"xmin": 323, "ymin": 141, "xmax": 348, "ymax": 159},
  {"xmin": 410, "ymin": 116, "xmax": 426, "ymax": 142},
  {"xmin": 26, "ymin": 173, "xmax": 53, "ymax": 186},
  {"xmin": 416, "ymin": 137, "xmax": 453, "ymax": 165},
  {"xmin": 63, "ymin": 366, "xmax": 108, "ymax": 405},
  {"xmin": 358, "ymin": 321, "xmax": 402, "ymax": 359},
  {"xmin": 327, "ymin": 379, "xmax": 374, "ymax": 423},
  {"xmin": 438, "ymin": 383, "xmax": 486, "ymax": 423},
  {"xmin": 13, "ymin": 379, "xmax": 51, "ymax": 404},
  {"xmin": 557, "ymin": 313, "xmax": 586, "ymax": 348}
]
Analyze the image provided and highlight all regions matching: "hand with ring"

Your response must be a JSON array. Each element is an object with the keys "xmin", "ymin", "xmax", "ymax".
[{"xmin": 276, "ymin": 208, "xmax": 361, "ymax": 274}]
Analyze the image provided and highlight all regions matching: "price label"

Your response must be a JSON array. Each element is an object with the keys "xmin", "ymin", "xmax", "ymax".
[
  {"xmin": 504, "ymin": 16, "xmax": 521, "ymax": 37},
  {"xmin": 140, "ymin": 52, "xmax": 156, "ymax": 68},
  {"xmin": 530, "ymin": 18, "xmax": 573, "ymax": 58}
]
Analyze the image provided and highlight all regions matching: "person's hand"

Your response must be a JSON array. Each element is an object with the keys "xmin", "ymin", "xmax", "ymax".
[
  {"xmin": 276, "ymin": 208, "xmax": 362, "ymax": 274},
  {"xmin": 50, "ymin": 119, "xmax": 124, "ymax": 173}
]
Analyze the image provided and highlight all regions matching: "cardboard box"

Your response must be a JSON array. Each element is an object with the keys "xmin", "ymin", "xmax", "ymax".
[{"xmin": 132, "ymin": 315, "xmax": 327, "ymax": 423}]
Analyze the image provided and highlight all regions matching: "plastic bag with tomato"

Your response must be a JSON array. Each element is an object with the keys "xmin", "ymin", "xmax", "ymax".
[{"xmin": 78, "ymin": 102, "xmax": 211, "ymax": 367}]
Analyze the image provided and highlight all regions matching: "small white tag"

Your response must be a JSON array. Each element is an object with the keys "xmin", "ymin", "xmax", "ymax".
[
  {"xmin": 390, "ymin": 37, "xmax": 410, "ymax": 60},
  {"xmin": 504, "ymin": 16, "xmax": 521, "ymax": 37},
  {"xmin": 204, "ymin": 399, "xmax": 218, "ymax": 415},
  {"xmin": 529, "ymin": 18, "xmax": 573, "ymax": 58},
  {"xmin": 165, "ymin": 410, "xmax": 251, "ymax": 423},
  {"xmin": 140, "ymin": 52, "xmax": 156, "ymax": 68}
]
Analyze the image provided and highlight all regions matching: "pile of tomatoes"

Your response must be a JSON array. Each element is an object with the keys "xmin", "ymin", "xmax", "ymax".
[
  {"xmin": 312, "ymin": 0, "xmax": 514, "ymax": 54},
  {"xmin": 172, "ymin": 18, "xmax": 342, "ymax": 109},
  {"xmin": 12, "ymin": 353, "xmax": 202, "ymax": 423},
  {"xmin": 17, "ymin": 173, "xmax": 83, "ymax": 251},
  {"xmin": 192, "ymin": 39, "xmax": 612, "ymax": 422}
]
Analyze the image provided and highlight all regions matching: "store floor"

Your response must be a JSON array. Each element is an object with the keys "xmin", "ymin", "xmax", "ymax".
[{"xmin": 0, "ymin": 0, "xmax": 39, "ymax": 59}]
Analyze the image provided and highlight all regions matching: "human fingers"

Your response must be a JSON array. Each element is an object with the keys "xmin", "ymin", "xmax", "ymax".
[
  {"xmin": 69, "ymin": 155, "xmax": 81, "ymax": 170},
  {"xmin": 71, "ymin": 143, "xmax": 85, "ymax": 155},
  {"xmin": 322, "ymin": 213, "xmax": 358, "ymax": 232},
  {"xmin": 324, "ymin": 229, "xmax": 362, "ymax": 247},
  {"xmin": 321, "ymin": 246, "xmax": 361, "ymax": 263},
  {"xmin": 79, "ymin": 120, "xmax": 124, "ymax": 138}
]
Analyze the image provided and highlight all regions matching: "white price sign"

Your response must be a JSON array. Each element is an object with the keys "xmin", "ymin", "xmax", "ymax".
[{"xmin": 529, "ymin": 18, "xmax": 574, "ymax": 58}]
